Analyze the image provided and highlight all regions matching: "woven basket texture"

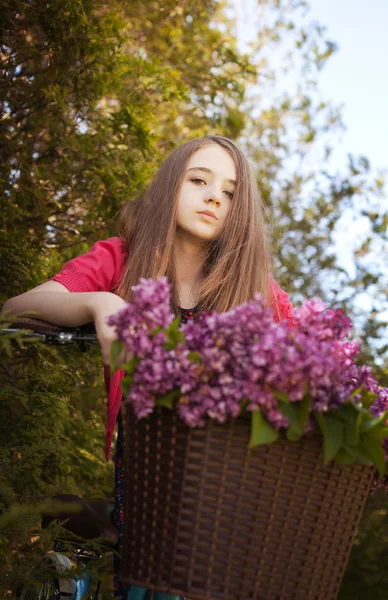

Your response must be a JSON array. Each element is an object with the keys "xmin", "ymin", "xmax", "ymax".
[{"xmin": 120, "ymin": 405, "xmax": 373, "ymax": 600}]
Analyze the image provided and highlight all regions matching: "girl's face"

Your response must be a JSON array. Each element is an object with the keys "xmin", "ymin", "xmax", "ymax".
[{"xmin": 176, "ymin": 144, "xmax": 237, "ymax": 243}]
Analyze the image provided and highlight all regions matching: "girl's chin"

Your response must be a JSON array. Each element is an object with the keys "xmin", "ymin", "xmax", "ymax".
[{"xmin": 176, "ymin": 226, "xmax": 216, "ymax": 244}]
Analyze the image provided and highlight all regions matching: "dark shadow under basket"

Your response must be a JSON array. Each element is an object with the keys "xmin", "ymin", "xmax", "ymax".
[{"xmin": 120, "ymin": 405, "xmax": 374, "ymax": 600}]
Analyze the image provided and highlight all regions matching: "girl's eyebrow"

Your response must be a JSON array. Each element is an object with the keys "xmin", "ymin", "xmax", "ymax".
[{"xmin": 186, "ymin": 166, "xmax": 236, "ymax": 186}]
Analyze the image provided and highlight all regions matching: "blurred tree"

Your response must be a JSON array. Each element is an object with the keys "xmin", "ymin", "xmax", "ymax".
[
  {"xmin": 0, "ymin": 0, "xmax": 252, "ymax": 254},
  {"xmin": 339, "ymin": 487, "xmax": 388, "ymax": 600},
  {"xmin": 234, "ymin": 0, "xmax": 387, "ymax": 369}
]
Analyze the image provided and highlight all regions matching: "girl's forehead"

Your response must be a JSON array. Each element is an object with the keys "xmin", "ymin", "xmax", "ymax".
[{"xmin": 188, "ymin": 144, "xmax": 236, "ymax": 178}]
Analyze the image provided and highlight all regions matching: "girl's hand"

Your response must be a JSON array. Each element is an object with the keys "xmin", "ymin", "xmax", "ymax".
[{"xmin": 87, "ymin": 292, "xmax": 129, "ymax": 365}]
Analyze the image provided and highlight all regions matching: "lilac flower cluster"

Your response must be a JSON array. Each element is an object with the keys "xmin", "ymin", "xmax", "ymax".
[
  {"xmin": 107, "ymin": 277, "xmax": 179, "ymax": 417},
  {"xmin": 107, "ymin": 277, "xmax": 173, "ymax": 359},
  {"xmin": 108, "ymin": 278, "xmax": 388, "ymax": 435}
]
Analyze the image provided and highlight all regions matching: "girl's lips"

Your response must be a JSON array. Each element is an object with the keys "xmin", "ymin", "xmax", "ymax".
[{"xmin": 197, "ymin": 211, "xmax": 217, "ymax": 220}]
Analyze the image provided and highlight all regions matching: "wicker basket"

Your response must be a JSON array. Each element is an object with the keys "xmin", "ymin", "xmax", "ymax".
[{"xmin": 120, "ymin": 405, "xmax": 373, "ymax": 600}]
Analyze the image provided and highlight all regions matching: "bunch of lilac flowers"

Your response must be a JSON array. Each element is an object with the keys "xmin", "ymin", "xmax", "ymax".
[{"xmin": 108, "ymin": 277, "xmax": 388, "ymax": 472}]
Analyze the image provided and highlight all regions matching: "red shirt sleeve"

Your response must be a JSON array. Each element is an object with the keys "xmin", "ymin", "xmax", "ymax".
[
  {"xmin": 51, "ymin": 237, "xmax": 125, "ymax": 293},
  {"xmin": 270, "ymin": 279, "xmax": 296, "ymax": 328}
]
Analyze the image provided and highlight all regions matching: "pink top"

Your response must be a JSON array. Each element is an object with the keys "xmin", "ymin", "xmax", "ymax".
[{"xmin": 52, "ymin": 237, "xmax": 296, "ymax": 460}]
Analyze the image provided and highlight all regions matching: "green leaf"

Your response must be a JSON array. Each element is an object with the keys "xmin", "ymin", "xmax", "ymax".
[
  {"xmin": 361, "ymin": 425, "xmax": 388, "ymax": 446},
  {"xmin": 349, "ymin": 386, "xmax": 362, "ymax": 399},
  {"xmin": 334, "ymin": 445, "xmax": 359, "ymax": 465},
  {"xmin": 249, "ymin": 411, "xmax": 279, "ymax": 448},
  {"xmin": 298, "ymin": 394, "xmax": 312, "ymax": 430},
  {"xmin": 163, "ymin": 314, "xmax": 186, "ymax": 349},
  {"xmin": 279, "ymin": 395, "xmax": 311, "ymax": 441},
  {"xmin": 330, "ymin": 402, "xmax": 357, "ymax": 424},
  {"xmin": 121, "ymin": 356, "xmax": 138, "ymax": 376},
  {"xmin": 359, "ymin": 390, "xmax": 381, "ymax": 410},
  {"xmin": 164, "ymin": 329, "xmax": 185, "ymax": 350},
  {"xmin": 150, "ymin": 325, "xmax": 162, "ymax": 338},
  {"xmin": 169, "ymin": 314, "xmax": 181, "ymax": 331},
  {"xmin": 287, "ymin": 429, "xmax": 302, "ymax": 442},
  {"xmin": 359, "ymin": 438, "xmax": 386, "ymax": 476},
  {"xmin": 240, "ymin": 399, "xmax": 249, "ymax": 414},
  {"xmin": 155, "ymin": 397, "xmax": 174, "ymax": 409},
  {"xmin": 274, "ymin": 391, "xmax": 289, "ymax": 403},
  {"xmin": 342, "ymin": 406, "xmax": 360, "ymax": 447},
  {"xmin": 315, "ymin": 413, "xmax": 344, "ymax": 464},
  {"xmin": 279, "ymin": 403, "xmax": 300, "ymax": 437},
  {"xmin": 120, "ymin": 375, "xmax": 133, "ymax": 397},
  {"xmin": 359, "ymin": 410, "xmax": 388, "ymax": 433},
  {"xmin": 187, "ymin": 351, "xmax": 202, "ymax": 363},
  {"xmin": 110, "ymin": 339, "xmax": 124, "ymax": 373},
  {"xmin": 357, "ymin": 418, "xmax": 388, "ymax": 475},
  {"xmin": 155, "ymin": 389, "xmax": 180, "ymax": 410}
]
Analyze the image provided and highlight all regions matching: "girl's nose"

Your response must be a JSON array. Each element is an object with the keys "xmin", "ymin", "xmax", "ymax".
[{"xmin": 204, "ymin": 186, "xmax": 222, "ymax": 207}]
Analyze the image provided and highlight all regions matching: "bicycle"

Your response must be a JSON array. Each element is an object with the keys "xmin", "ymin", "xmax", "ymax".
[
  {"xmin": 15, "ymin": 491, "xmax": 178, "ymax": 600},
  {"xmin": 3, "ymin": 318, "xmax": 182, "ymax": 600},
  {"xmin": 16, "ymin": 493, "xmax": 116, "ymax": 600}
]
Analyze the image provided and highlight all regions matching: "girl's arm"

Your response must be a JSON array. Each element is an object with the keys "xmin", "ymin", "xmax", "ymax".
[
  {"xmin": 2, "ymin": 238, "xmax": 127, "ymax": 364},
  {"xmin": 2, "ymin": 280, "xmax": 98, "ymax": 326},
  {"xmin": 1, "ymin": 281, "xmax": 128, "ymax": 364}
]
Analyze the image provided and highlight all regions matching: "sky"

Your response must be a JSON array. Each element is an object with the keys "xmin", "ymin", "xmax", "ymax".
[
  {"xmin": 234, "ymin": 0, "xmax": 388, "ymax": 172},
  {"xmin": 307, "ymin": 0, "xmax": 388, "ymax": 172}
]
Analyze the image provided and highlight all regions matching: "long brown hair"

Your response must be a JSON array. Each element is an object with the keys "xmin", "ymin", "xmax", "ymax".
[{"xmin": 116, "ymin": 136, "xmax": 272, "ymax": 315}]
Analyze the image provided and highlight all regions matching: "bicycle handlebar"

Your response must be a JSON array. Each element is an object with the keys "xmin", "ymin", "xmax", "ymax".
[{"xmin": 0, "ymin": 317, "xmax": 98, "ymax": 349}]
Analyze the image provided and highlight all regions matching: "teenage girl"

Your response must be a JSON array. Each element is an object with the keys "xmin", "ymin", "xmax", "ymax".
[{"xmin": 3, "ymin": 136, "xmax": 295, "ymax": 599}]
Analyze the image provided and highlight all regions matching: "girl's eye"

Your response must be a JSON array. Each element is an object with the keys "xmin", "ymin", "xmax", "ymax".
[{"xmin": 190, "ymin": 177, "xmax": 234, "ymax": 199}]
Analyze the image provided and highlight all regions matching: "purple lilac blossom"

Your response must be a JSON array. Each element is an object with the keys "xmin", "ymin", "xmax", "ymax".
[
  {"xmin": 108, "ymin": 278, "xmax": 388, "ymax": 435},
  {"xmin": 107, "ymin": 277, "xmax": 174, "ymax": 359}
]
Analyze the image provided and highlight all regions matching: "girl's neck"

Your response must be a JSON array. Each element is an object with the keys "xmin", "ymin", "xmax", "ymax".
[{"xmin": 174, "ymin": 235, "xmax": 207, "ymax": 308}]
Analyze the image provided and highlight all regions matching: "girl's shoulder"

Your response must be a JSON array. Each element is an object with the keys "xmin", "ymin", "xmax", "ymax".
[{"xmin": 52, "ymin": 237, "xmax": 126, "ymax": 293}]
